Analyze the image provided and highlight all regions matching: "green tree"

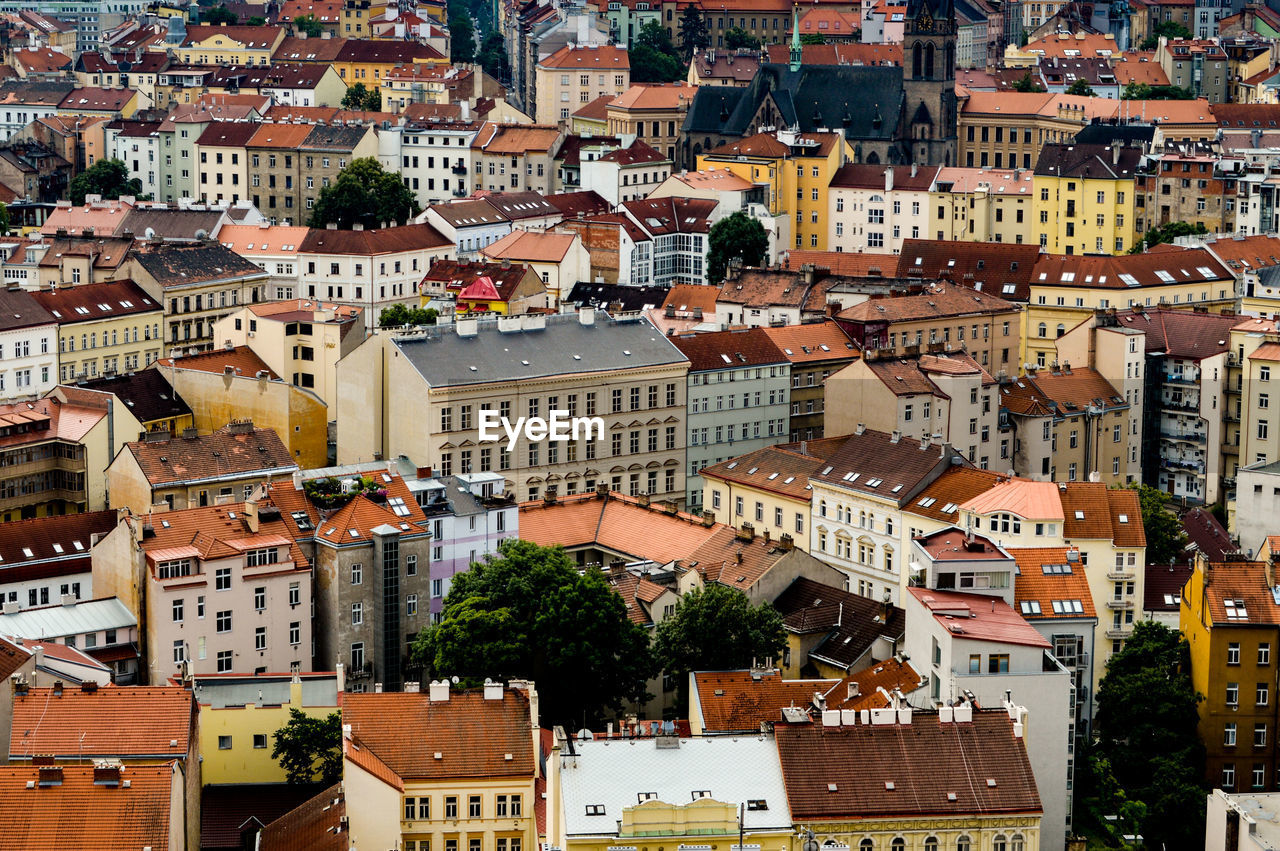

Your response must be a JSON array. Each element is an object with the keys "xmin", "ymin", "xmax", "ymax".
[
  {"xmin": 1123, "ymin": 79, "xmax": 1195, "ymax": 100},
  {"xmin": 271, "ymin": 709, "xmax": 342, "ymax": 785},
  {"xmin": 724, "ymin": 26, "xmax": 761, "ymax": 50},
  {"xmin": 476, "ymin": 31, "xmax": 509, "ymax": 81},
  {"xmin": 411, "ymin": 539, "xmax": 657, "ymax": 725},
  {"xmin": 707, "ymin": 210, "xmax": 769, "ymax": 284},
  {"xmin": 1094, "ymin": 621, "xmax": 1205, "ymax": 849},
  {"xmin": 654, "ymin": 584, "xmax": 785, "ymax": 707},
  {"xmin": 340, "ymin": 82, "xmax": 381, "ymax": 111},
  {"xmin": 204, "ymin": 4, "xmax": 237, "ymax": 24},
  {"xmin": 1012, "ymin": 70, "xmax": 1045, "ymax": 93},
  {"xmin": 1140, "ymin": 19, "xmax": 1193, "ymax": 49},
  {"xmin": 800, "ymin": 33, "xmax": 825, "ymax": 45},
  {"xmin": 450, "ymin": 12, "xmax": 476, "ymax": 62},
  {"xmin": 68, "ymin": 158, "xmax": 143, "ymax": 205},
  {"xmin": 379, "ymin": 304, "xmax": 439, "ymax": 327},
  {"xmin": 1122, "ymin": 483, "xmax": 1188, "ymax": 564},
  {"xmin": 1130, "ymin": 220, "xmax": 1208, "ymax": 254},
  {"xmin": 309, "ymin": 157, "xmax": 419, "ymax": 230},
  {"xmin": 294, "ymin": 13, "xmax": 324, "ymax": 37},
  {"xmin": 247, "ymin": 15, "xmax": 267, "ymax": 25},
  {"xmin": 677, "ymin": 5, "xmax": 709, "ymax": 61},
  {"xmin": 1065, "ymin": 78, "xmax": 1095, "ymax": 96},
  {"xmin": 0, "ymin": 203, "xmax": 12, "ymax": 237},
  {"xmin": 631, "ymin": 20, "xmax": 684, "ymax": 83}
]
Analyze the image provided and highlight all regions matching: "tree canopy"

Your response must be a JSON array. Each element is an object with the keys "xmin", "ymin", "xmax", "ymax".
[
  {"xmin": 724, "ymin": 26, "xmax": 761, "ymax": 50},
  {"xmin": 476, "ymin": 32, "xmax": 509, "ymax": 82},
  {"xmin": 631, "ymin": 20, "xmax": 685, "ymax": 83},
  {"xmin": 677, "ymin": 6, "xmax": 709, "ymax": 61},
  {"xmin": 308, "ymin": 157, "xmax": 419, "ymax": 230},
  {"xmin": 654, "ymin": 584, "xmax": 785, "ymax": 707},
  {"xmin": 1090, "ymin": 621, "xmax": 1205, "ymax": 848},
  {"xmin": 800, "ymin": 33, "xmax": 825, "ymax": 45},
  {"xmin": 379, "ymin": 304, "xmax": 438, "ymax": 327},
  {"xmin": 410, "ymin": 539, "xmax": 656, "ymax": 725},
  {"xmin": 1131, "ymin": 220, "xmax": 1207, "ymax": 254},
  {"xmin": 1140, "ymin": 20, "xmax": 1193, "ymax": 49},
  {"xmin": 271, "ymin": 708, "xmax": 342, "ymax": 785},
  {"xmin": 449, "ymin": 10, "xmax": 476, "ymax": 62},
  {"xmin": 1122, "ymin": 80, "xmax": 1194, "ymax": 100},
  {"xmin": 1065, "ymin": 78, "xmax": 1096, "ymax": 96},
  {"xmin": 1012, "ymin": 70, "xmax": 1045, "ymax": 93},
  {"xmin": 293, "ymin": 13, "xmax": 323, "ymax": 37},
  {"xmin": 340, "ymin": 82, "xmax": 382, "ymax": 111},
  {"xmin": 707, "ymin": 210, "xmax": 769, "ymax": 284},
  {"xmin": 69, "ymin": 159, "xmax": 144, "ymax": 205},
  {"xmin": 204, "ymin": 4, "xmax": 237, "ymax": 24},
  {"xmin": 1123, "ymin": 483, "xmax": 1188, "ymax": 564}
]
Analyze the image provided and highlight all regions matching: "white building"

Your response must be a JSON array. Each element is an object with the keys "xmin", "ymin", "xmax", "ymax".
[
  {"xmin": 827, "ymin": 164, "xmax": 939, "ymax": 255},
  {"xmin": 297, "ymin": 223, "xmax": 455, "ymax": 311},
  {"xmin": 1205, "ymin": 788, "xmax": 1280, "ymax": 851},
  {"xmin": 380, "ymin": 117, "xmax": 483, "ymax": 209},
  {"xmin": 422, "ymin": 199, "xmax": 513, "ymax": 259},
  {"xmin": 109, "ymin": 120, "xmax": 161, "ymax": 203},
  {"xmin": 0, "ymin": 287, "xmax": 57, "ymax": 400}
]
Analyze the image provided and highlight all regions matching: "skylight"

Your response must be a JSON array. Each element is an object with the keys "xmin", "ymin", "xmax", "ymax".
[{"xmin": 1020, "ymin": 601, "xmax": 1041, "ymax": 615}]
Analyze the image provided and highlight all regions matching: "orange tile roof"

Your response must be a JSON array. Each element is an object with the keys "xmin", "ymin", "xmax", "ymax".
[
  {"xmin": 961, "ymin": 479, "xmax": 1065, "ymax": 520},
  {"xmin": 1250, "ymin": 342, "xmax": 1280, "ymax": 362},
  {"xmin": 759, "ymin": 320, "xmax": 857, "ymax": 364},
  {"xmin": 831, "ymin": 657, "xmax": 923, "ymax": 711},
  {"xmin": 10, "ymin": 686, "xmax": 194, "ymax": 760},
  {"xmin": 13, "ymin": 47, "xmax": 71, "ymax": 73},
  {"xmin": 539, "ymin": 44, "xmax": 630, "ymax": 69},
  {"xmin": 246, "ymin": 122, "xmax": 314, "ymax": 149},
  {"xmin": 571, "ymin": 93, "xmax": 614, "ymax": 121},
  {"xmin": 903, "ymin": 467, "xmax": 1004, "ymax": 524},
  {"xmin": 314, "ymin": 484, "xmax": 429, "ymax": 545},
  {"xmin": 257, "ymin": 783, "xmax": 346, "ymax": 851},
  {"xmin": 693, "ymin": 670, "xmax": 837, "ymax": 732},
  {"xmin": 686, "ymin": 527, "xmax": 805, "ymax": 592},
  {"xmin": 156, "ymin": 345, "xmax": 278, "ymax": 379},
  {"xmin": 700, "ymin": 445, "xmax": 828, "ymax": 501},
  {"xmin": 218, "ymin": 224, "xmax": 310, "ymax": 256},
  {"xmin": 1113, "ymin": 53, "xmax": 1170, "ymax": 87},
  {"xmin": 781, "ymin": 249, "xmax": 896, "ymax": 278},
  {"xmin": 473, "ymin": 122, "xmax": 561, "ymax": 154},
  {"xmin": 142, "ymin": 500, "xmax": 310, "ymax": 568},
  {"xmin": 342, "ymin": 689, "xmax": 536, "ymax": 780},
  {"xmin": 1125, "ymin": 98, "xmax": 1215, "ymax": 125},
  {"xmin": 481, "ymin": 229, "xmax": 577, "ymax": 264},
  {"xmin": 343, "ymin": 736, "xmax": 402, "ymax": 790},
  {"xmin": 838, "ymin": 283, "xmax": 1019, "ymax": 323},
  {"xmin": 1200, "ymin": 561, "xmax": 1280, "ymax": 625},
  {"xmin": 910, "ymin": 587, "xmax": 1051, "ymax": 647},
  {"xmin": 609, "ymin": 82, "xmax": 698, "ymax": 111},
  {"xmin": 1023, "ymin": 31, "xmax": 1119, "ymax": 58},
  {"xmin": 0, "ymin": 762, "xmax": 178, "ymax": 850},
  {"xmin": 1010, "ymin": 547, "xmax": 1097, "ymax": 619},
  {"xmin": 661, "ymin": 283, "xmax": 720, "ymax": 315},
  {"xmin": 518, "ymin": 492, "xmax": 722, "ymax": 564}
]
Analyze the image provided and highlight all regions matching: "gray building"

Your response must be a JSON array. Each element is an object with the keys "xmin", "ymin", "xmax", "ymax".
[{"xmin": 672, "ymin": 328, "xmax": 791, "ymax": 511}]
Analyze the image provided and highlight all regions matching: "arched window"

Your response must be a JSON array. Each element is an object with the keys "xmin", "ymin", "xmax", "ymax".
[
  {"xmin": 1056, "ymin": 323, "xmax": 1066, "ymax": 337},
  {"xmin": 956, "ymin": 837, "xmax": 972, "ymax": 851},
  {"xmin": 820, "ymin": 499, "xmax": 828, "ymax": 517},
  {"xmin": 1010, "ymin": 835, "xmax": 1025, "ymax": 851},
  {"xmin": 925, "ymin": 42, "xmax": 935, "ymax": 78},
  {"xmin": 890, "ymin": 840, "xmax": 905, "ymax": 851},
  {"xmin": 993, "ymin": 836, "xmax": 1008, "ymax": 851},
  {"xmin": 884, "ymin": 546, "xmax": 895, "ymax": 573},
  {"xmin": 924, "ymin": 839, "xmax": 939, "ymax": 851},
  {"xmin": 859, "ymin": 840, "xmax": 874, "ymax": 851},
  {"xmin": 1038, "ymin": 322, "xmax": 1047, "ymax": 337},
  {"xmin": 912, "ymin": 42, "xmax": 922, "ymax": 77},
  {"xmin": 946, "ymin": 43, "xmax": 955, "ymax": 77}
]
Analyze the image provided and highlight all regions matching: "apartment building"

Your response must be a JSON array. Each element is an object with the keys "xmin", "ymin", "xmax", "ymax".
[
  {"xmin": 337, "ymin": 310, "xmax": 690, "ymax": 504},
  {"xmin": 672, "ymin": 328, "xmax": 791, "ymax": 510},
  {"xmin": 1134, "ymin": 149, "xmax": 1242, "ymax": 238},
  {"xmin": 827, "ymin": 164, "xmax": 939, "ymax": 255},
  {"xmin": 343, "ymin": 683, "xmax": 540, "ymax": 851},
  {"xmin": 826, "ymin": 351, "xmax": 1002, "ymax": 469},
  {"xmin": 297, "ymin": 224, "xmax": 454, "ymax": 313},
  {"xmin": 1182, "ymin": 558, "xmax": 1280, "ymax": 794},
  {"xmin": 0, "ymin": 509, "xmax": 117, "ymax": 612},
  {"xmin": 699, "ymin": 444, "xmax": 827, "ymax": 550},
  {"xmin": 244, "ymin": 122, "xmax": 311, "ymax": 225},
  {"xmin": 216, "ymin": 223, "xmax": 308, "ymax": 300},
  {"xmin": 177, "ymin": 24, "xmax": 286, "ymax": 66},
  {"xmin": 92, "ymin": 499, "xmax": 314, "ymax": 684},
  {"xmin": 30, "ymin": 279, "xmax": 163, "ymax": 383},
  {"xmin": 471, "ymin": 123, "xmax": 563, "ymax": 196},
  {"xmin": 383, "ymin": 118, "xmax": 482, "ymax": 208},
  {"xmin": 298, "ymin": 124, "xmax": 379, "ymax": 216},
  {"xmin": 534, "ymin": 44, "xmax": 630, "ymax": 125},
  {"xmin": 959, "ymin": 92, "xmax": 1119, "ymax": 171},
  {"xmin": 759, "ymin": 320, "xmax": 857, "ymax": 441},
  {"xmin": 930, "ymin": 166, "xmax": 1035, "ymax": 245},
  {"xmin": 193, "ymin": 121, "xmax": 257, "ymax": 205},
  {"xmin": 106, "ymin": 421, "xmax": 300, "ymax": 515},
  {"xmin": 1159, "ymin": 38, "xmax": 1229, "ymax": 102},
  {"xmin": 1033, "ymin": 142, "xmax": 1142, "ymax": 256},
  {"xmin": 835, "ymin": 282, "xmax": 1022, "ymax": 372},
  {"xmin": 0, "ymin": 287, "xmax": 57, "ymax": 400},
  {"xmin": 605, "ymin": 82, "xmax": 696, "ymax": 166}
]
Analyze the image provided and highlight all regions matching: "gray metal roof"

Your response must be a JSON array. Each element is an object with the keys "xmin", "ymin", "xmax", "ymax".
[
  {"xmin": 392, "ymin": 313, "xmax": 689, "ymax": 388},
  {"xmin": 0, "ymin": 597, "xmax": 135, "ymax": 640},
  {"xmin": 559, "ymin": 735, "xmax": 792, "ymax": 838},
  {"xmin": 192, "ymin": 673, "xmax": 340, "ymax": 708}
]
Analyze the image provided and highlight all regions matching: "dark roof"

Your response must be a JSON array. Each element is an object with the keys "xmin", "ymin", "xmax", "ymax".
[
  {"xmin": 773, "ymin": 577, "xmax": 905, "ymax": 669},
  {"xmin": 544, "ymin": 190, "xmax": 612, "ymax": 218},
  {"xmin": 598, "ymin": 138, "xmax": 668, "ymax": 165},
  {"xmin": 122, "ymin": 423, "xmax": 297, "ymax": 487},
  {"xmin": 195, "ymin": 121, "xmax": 260, "ymax": 148},
  {"xmin": 1074, "ymin": 122, "xmax": 1157, "ymax": 146},
  {"xmin": 1111, "ymin": 307, "xmax": 1238, "ymax": 359},
  {"xmin": 118, "ymin": 207, "xmax": 224, "ymax": 241},
  {"xmin": 1143, "ymin": 561, "xmax": 1193, "ymax": 613},
  {"xmin": 129, "ymin": 241, "xmax": 268, "ymax": 287},
  {"xmin": 565, "ymin": 282, "xmax": 672, "ymax": 312},
  {"xmin": 300, "ymin": 123, "xmax": 371, "ymax": 152},
  {"xmin": 683, "ymin": 64, "xmax": 905, "ymax": 141},
  {"xmin": 206, "ymin": 62, "xmax": 333, "ymax": 90},
  {"xmin": 299, "ymin": 224, "xmax": 452, "ymax": 254},
  {"xmin": 898, "ymin": 239, "xmax": 1042, "ymax": 301},
  {"xmin": 0, "ymin": 510, "xmax": 117, "ymax": 585},
  {"xmin": 672, "ymin": 328, "xmax": 789, "ymax": 372},
  {"xmin": 335, "ymin": 38, "xmax": 444, "ymax": 64},
  {"xmin": 80, "ymin": 369, "xmax": 191, "ymax": 424},
  {"xmin": 421, "ymin": 259, "xmax": 538, "ymax": 301},
  {"xmin": 830, "ymin": 164, "xmax": 939, "ymax": 190},
  {"xmin": 480, "ymin": 191, "xmax": 560, "ymax": 221},
  {"xmin": 255, "ymin": 784, "xmax": 345, "ymax": 851},
  {"xmin": 1034, "ymin": 142, "xmax": 1144, "ymax": 178},
  {"xmin": 202, "ymin": 783, "xmax": 325, "ymax": 851},
  {"xmin": 622, "ymin": 197, "xmax": 716, "ymax": 237},
  {"xmin": 775, "ymin": 711, "xmax": 1042, "ymax": 819},
  {"xmin": 555, "ymin": 134, "xmax": 622, "ymax": 167},
  {"xmin": 0, "ymin": 287, "xmax": 56, "ymax": 331},
  {"xmin": 1183, "ymin": 506, "xmax": 1236, "ymax": 562},
  {"xmin": 812, "ymin": 428, "xmax": 963, "ymax": 504}
]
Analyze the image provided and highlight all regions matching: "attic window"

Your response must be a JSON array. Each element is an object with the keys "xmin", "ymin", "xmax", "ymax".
[
  {"xmin": 1074, "ymin": 510, "xmax": 1085, "ymax": 520},
  {"xmin": 821, "ymin": 466, "xmax": 834, "ymax": 475},
  {"xmin": 72, "ymin": 541, "xmax": 83, "ymax": 551},
  {"xmin": 746, "ymin": 800, "xmax": 768, "ymax": 811},
  {"xmin": 891, "ymin": 484, "xmax": 903, "ymax": 493},
  {"xmin": 941, "ymin": 503, "xmax": 958, "ymax": 514},
  {"xmin": 986, "ymin": 779, "xmax": 998, "ymax": 788},
  {"xmin": 918, "ymin": 497, "xmax": 937, "ymax": 507},
  {"xmin": 291, "ymin": 511, "xmax": 313, "ymax": 531},
  {"xmin": 1042, "ymin": 563, "xmax": 1071, "ymax": 575},
  {"xmin": 349, "ymin": 529, "xmax": 360, "ymax": 538},
  {"xmin": 1118, "ymin": 514, "xmax": 1129, "ymax": 523},
  {"xmin": 691, "ymin": 790, "xmax": 712, "ymax": 800},
  {"xmin": 866, "ymin": 477, "xmax": 883, "ymax": 487},
  {"xmin": 947, "ymin": 792, "xmax": 958, "ymax": 802},
  {"xmin": 827, "ymin": 783, "xmax": 839, "ymax": 792},
  {"xmin": 884, "ymin": 781, "xmax": 896, "ymax": 790},
  {"xmin": 387, "ymin": 497, "xmax": 411, "ymax": 517},
  {"xmin": 51, "ymin": 544, "xmax": 62, "ymax": 553},
  {"xmin": 585, "ymin": 805, "xmax": 606, "ymax": 816},
  {"xmin": 21, "ymin": 548, "xmax": 32, "ymax": 558},
  {"xmin": 1051, "ymin": 600, "xmax": 1085, "ymax": 614},
  {"xmin": 638, "ymin": 792, "xmax": 659, "ymax": 803},
  {"xmin": 1020, "ymin": 601, "xmax": 1041, "ymax": 615}
]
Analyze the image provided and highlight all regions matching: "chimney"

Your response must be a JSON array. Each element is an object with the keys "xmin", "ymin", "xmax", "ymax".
[
  {"xmin": 483, "ymin": 679, "xmax": 503, "ymax": 699},
  {"xmin": 737, "ymin": 521, "xmax": 755, "ymax": 541},
  {"xmin": 884, "ymin": 167, "xmax": 894, "ymax": 192},
  {"xmin": 243, "ymin": 498, "xmax": 259, "ymax": 534},
  {"xmin": 429, "ymin": 679, "xmax": 450, "ymax": 701}
]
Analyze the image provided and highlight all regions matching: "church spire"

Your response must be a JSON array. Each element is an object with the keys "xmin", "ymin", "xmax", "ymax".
[{"xmin": 789, "ymin": 6, "xmax": 801, "ymax": 71}]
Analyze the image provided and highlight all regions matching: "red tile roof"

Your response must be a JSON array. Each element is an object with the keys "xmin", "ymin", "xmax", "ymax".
[
  {"xmin": 10, "ymin": 686, "xmax": 194, "ymax": 760},
  {"xmin": 672, "ymin": 327, "xmax": 788, "ymax": 372},
  {"xmin": 1030, "ymin": 247, "xmax": 1232, "ymax": 289},
  {"xmin": 830, "ymin": 164, "xmax": 939, "ymax": 191},
  {"xmin": 909, "ymin": 587, "xmax": 1051, "ymax": 647},
  {"xmin": 121, "ymin": 422, "xmax": 295, "ymax": 487},
  {"xmin": 898, "ymin": 239, "xmax": 1041, "ymax": 301},
  {"xmin": 903, "ymin": 467, "xmax": 1003, "ymax": 524},
  {"xmin": 342, "ymin": 689, "xmax": 536, "ymax": 780},
  {"xmin": 1009, "ymin": 547, "xmax": 1098, "ymax": 619},
  {"xmin": 839, "ymin": 283, "xmax": 1019, "ymax": 324},
  {"xmin": 0, "ymin": 762, "xmax": 178, "ymax": 850},
  {"xmin": 700, "ymin": 445, "xmax": 829, "ymax": 501},
  {"xmin": 518, "ymin": 492, "xmax": 722, "ymax": 565},
  {"xmin": 759, "ymin": 321, "xmax": 857, "ymax": 364},
  {"xmin": 693, "ymin": 670, "xmax": 838, "ymax": 732},
  {"xmin": 538, "ymin": 44, "xmax": 629, "ymax": 69},
  {"xmin": 256, "ymin": 783, "xmax": 346, "ymax": 851},
  {"xmin": 298, "ymin": 223, "xmax": 452, "ymax": 254},
  {"xmin": 775, "ymin": 710, "xmax": 1042, "ymax": 819},
  {"xmin": 833, "ymin": 657, "xmax": 924, "ymax": 711},
  {"xmin": 142, "ymin": 500, "xmax": 310, "ymax": 569},
  {"xmin": 28, "ymin": 279, "xmax": 159, "ymax": 324},
  {"xmin": 156, "ymin": 345, "xmax": 278, "ymax": 379},
  {"xmin": 0, "ymin": 509, "xmax": 117, "ymax": 585},
  {"xmin": 1112, "ymin": 307, "xmax": 1237, "ymax": 359}
]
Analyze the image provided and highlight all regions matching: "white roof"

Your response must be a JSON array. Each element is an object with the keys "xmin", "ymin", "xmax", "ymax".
[
  {"xmin": 559, "ymin": 735, "xmax": 792, "ymax": 837},
  {"xmin": 0, "ymin": 597, "xmax": 136, "ymax": 640}
]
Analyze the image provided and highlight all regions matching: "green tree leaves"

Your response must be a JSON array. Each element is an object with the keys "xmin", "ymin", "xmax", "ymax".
[
  {"xmin": 271, "ymin": 708, "xmax": 342, "ymax": 785},
  {"xmin": 308, "ymin": 157, "xmax": 419, "ymax": 230},
  {"xmin": 69, "ymin": 159, "xmax": 144, "ymax": 205},
  {"xmin": 707, "ymin": 210, "xmax": 769, "ymax": 284},
  {"xmin": 341, "ymin": 82, "xmax": 382, "ymax": 111},
  {"xmin": 631, "ymin": 20, "xmax": 685, "ymax": 83}
]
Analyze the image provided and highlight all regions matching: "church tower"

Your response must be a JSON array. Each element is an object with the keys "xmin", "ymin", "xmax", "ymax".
[{"xmin": 901, "ymin": 0, "xmax": 957, "ymax": 166}]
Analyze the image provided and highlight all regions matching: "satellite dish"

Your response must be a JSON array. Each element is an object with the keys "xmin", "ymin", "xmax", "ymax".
[
  {"xmin": 194, "ymin": 228, "xmax": 209, "ymax": 240},
  {"xmin": 144, "ymin": 227, "xmax": 156, "ymax": 239},
  {"xmin": 450, "ymin": 675, "xmax": 460, "ymax": 684}
]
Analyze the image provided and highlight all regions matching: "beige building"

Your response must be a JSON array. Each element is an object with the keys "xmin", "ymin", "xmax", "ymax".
[
  {"xmin": 176, "ymin": 24, "xmax": 287, "ymax": 66},
  {"xmin": 297, "ymin": 224, "xmax": 455, "ymax": 314},
  {"xmin": 91, "ymin": 498, "xmax": 314, "ymax": 684},
  {"xmin": 105, "ymin": 420, "xmax": 300, "ymax": 515},
  {"xmin": 959, "ymin": 91, "xmax": 1120, "ymax": 171},
  {"xmin": 337, "ymin": 310, "xmax": 690, "ymax": 503},
  {"xmin": 471, "ymin": 123, "xmax": 563, "ymax": 196},
  {"xmin": 930, "ymin": 166, "xmax": 1035, "ymax": 245},
  {"xmin": 193, "ymin": 121, "xmax": 257, "ymax": 205},
  {"xmin": 534, "ymin": 44, "xmax": 630, "ymax": 125},
  {"xmin": 605, "ymin": 82, "xmax": 696, "ymax": 166},
  {"xmin": 31, "ymin": 279, "xmax": 164, "ymax": 383},
  {"xmin": 699, "ymin": 444, "xmax": 827, "ymax": 551},
  {"xmin": 827, "ymin": 164, "xmax": 939, "ymax": 255},
  {"xmin": 211, "ymin": 300, "xmax": 366, "ymax": 411}
]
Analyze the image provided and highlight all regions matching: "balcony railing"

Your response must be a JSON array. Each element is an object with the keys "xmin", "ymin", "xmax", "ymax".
[
  {"xmin": 1107, "ymin": 598, "xmax": 1134, "ymax": 610},
  {"xmin": 1105, "ymin": 627, "xmax": 1134, "ymax": 639},
  {"xmin": 1161, "ymin": 431, "xmax": 1208, "ymax": 444},
  {"xmin": 1106, "ymin": 570, "xmax": 1136, "ymax": 581},
  {"xmin": 1164, "ymin": 374, "xmax": 1199, "ymax": 386}
]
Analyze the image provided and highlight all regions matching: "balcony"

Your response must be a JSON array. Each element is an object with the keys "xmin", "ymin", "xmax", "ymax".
[
  {"xmin": 1161, "ymin": 458, "xmax": 1206, "ymax": 474},
  {"xmin": 1105, "ymin": 626, "xmax": 1134, "ymax": 639},
  {"xmin": 1106, "ymin": 570, "xmax": 1137, "ymax": 581},
  {"xmin": 1161, "ymin": 431, "xmax": 1208, "ymax": 444},
  {"xmin": 1161, "ymin": 401, "xmax": 1201, "ymax": 414},
  {"xmin": 1107, "ymin": 598, "xmax": 1134, "ymax": 610},
  {"xmin": 451, "ymin": 164, "xmax": 467, "ymax": 175},
  {"xmin": 1164, "ymin": 373, "xmax": 1199, "ymax": 386},
  {"xmin": 1226, "ymin": 383, "xmax": 1242, "ymax": 395}
]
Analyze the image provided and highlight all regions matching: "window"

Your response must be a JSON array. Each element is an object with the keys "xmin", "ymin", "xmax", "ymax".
[
  {"xmin": 289, "ymin": 583, "xmax": 300, "ymax": 607},
  {"xmin": 1225, "ymin": 723, "xmax": 1238, "ymax": 746},
  {"xmin": 216, "ymin": 650, "xmax": 233, "ymax": 672},
  {"xmin": 469, "ymin": 795, "xmax": 482, "ymax": 818},
  {"xmin": 1260, "ymin": 683, "xmax": 1270, "ymax": 706},
  {"xmin": 1224, "ymin": 764, "xmax": 1237, "ymax": 789},
  {"xmin": 988, "ymin": 654, "xmax": 1009, "ymax": 673},
  {"xmin": 351, "ymin": 642, "xmax": 364, "ymax": 670},
  {"xmin": 1261, "ymin": 644, "xmax": 1271, "ymax": 665},
  {"xmin": 255, "ymin": 626, "xmax": 266, "ymax": 651},
  {"xmin": 253, "ymin": 734, "xmax": 267, "ymax": 749},
  {"xmin": 254, "ymin": 587, "xmax": 266, "ymax": 611},
  {"xmin": 172, "ymin": 599, "xmax": 184, "ymax": 622},
  {"xmin": 1227, "ymin": 682, "xmax": 1240, "ymax": 706},
  {"xmin": 351, "ymin": 563, "xmax": 363, "ymax": 585},
  {"xmin": 445, "ymin": 796, "xmax": 458, "ymax": 819},
  {"xmin": 1229, "ymin": 642, "xmax": 1241, "ymax": 665},
  {"xmin": 218, "ymin": 735, "xmax": 232, "ymax": 750},
  {"xmin": 352, "ymin": 602, "xmax": 363, "ymax": 625},
  {"xmin": 215, "ymin": 567, "xmax": 231, "ymax": 590},
  {"xmin": 1257, "ymin": 724, "xmax": 1268, "ymax": 748},
  {"xmin": 289, "ymin": 621, "xmax": 300, "ymax": 645}
]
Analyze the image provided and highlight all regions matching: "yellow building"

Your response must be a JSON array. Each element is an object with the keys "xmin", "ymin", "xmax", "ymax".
[
  {"xmin": 1033, "ymin": 142, "xmax": 1141, "ymax": 255},
  {"xmin": 1023, "ymin": 250, "xmax": 1237, "ymax": 367},
  {"xmin": 698, "ymin": 129, "xmax": 852, "ymax": 252},
  {"xmin": 931, "ymin": 166, "xmax": 1035, "ymax": 244},
  {"xmin": 195, "ymin": 672, "xmax": 341, "ymax": 786},
  {"xmin": 31, "ymin": 281, "xmax": 164, "ymax": 383},
  {"xmin": 329, "ymin": 39, "xmax": 449, "ymax": 86},
  {"xmin": 700, "ymin": 445, "xmax": 824, "ymax": 552},
  {"xmin": 177, "ymin": 25, "xmax": 286, "ymax": 66},
  {"xmin": 343, "ymin": 684, "xmax": 540, "ymax": 851},
  {"xmin": 192, "ymin": 122, "xmax": 257, "ymax": 206}
]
